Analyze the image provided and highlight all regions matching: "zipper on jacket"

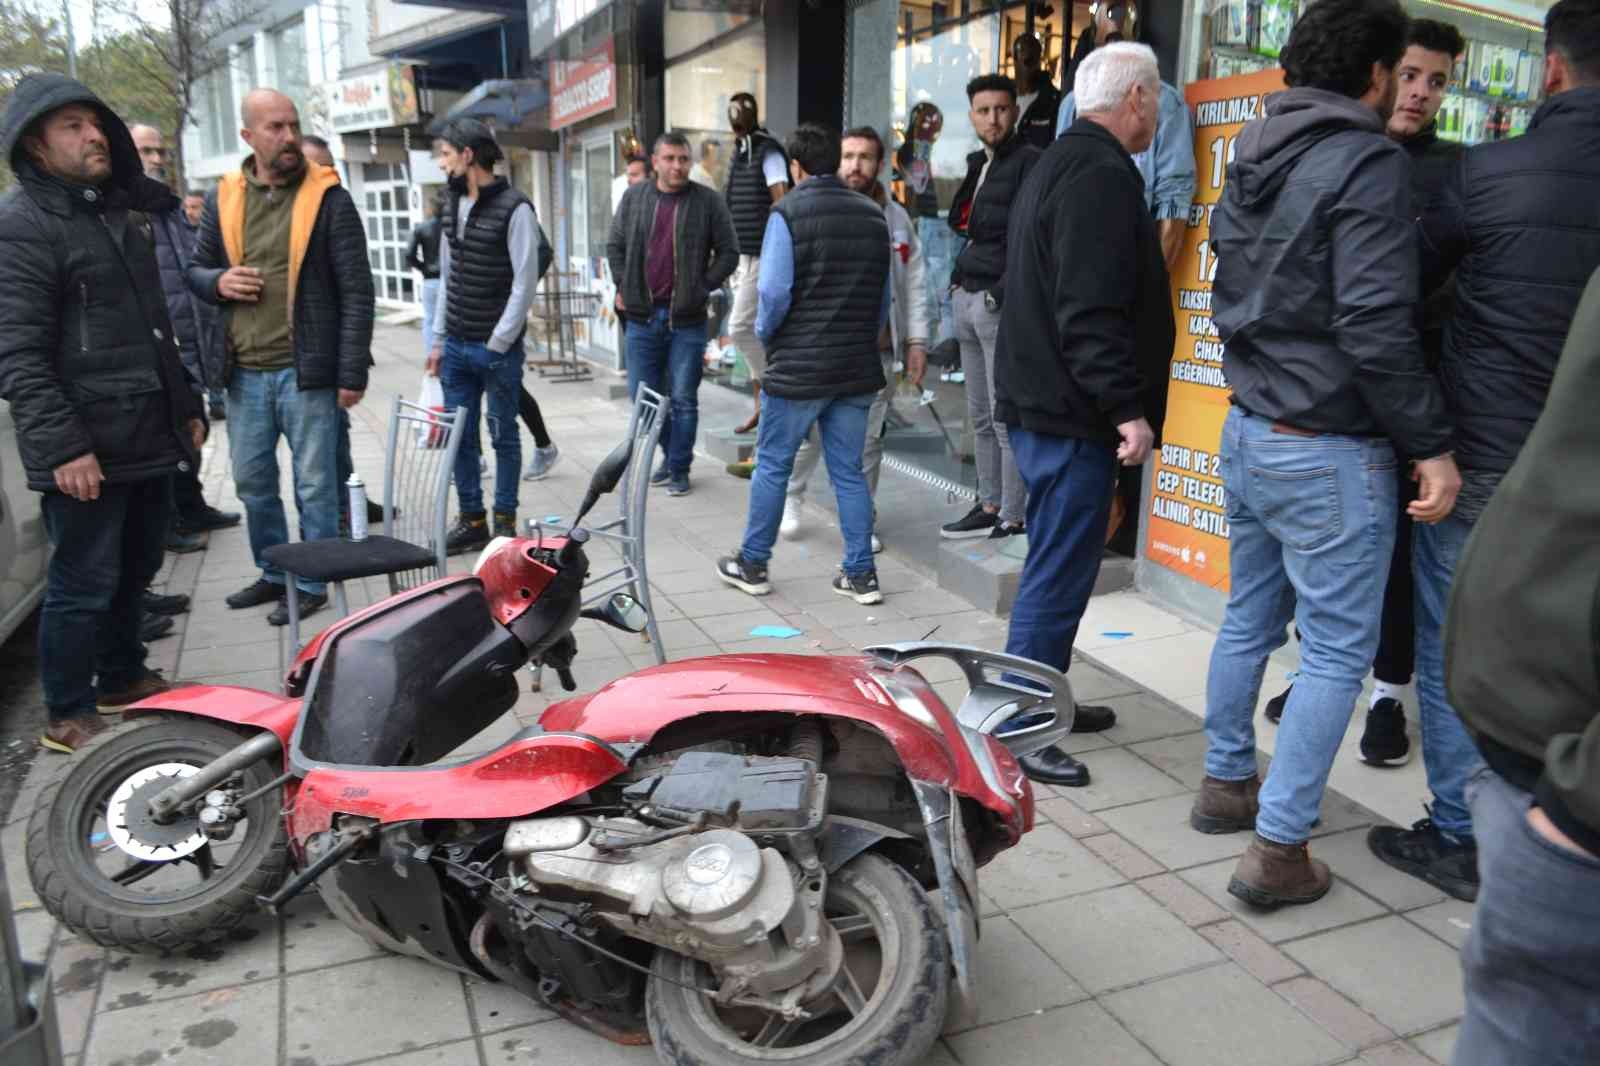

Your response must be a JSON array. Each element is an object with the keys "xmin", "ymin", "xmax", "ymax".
[
  {"xmin": 669, "ymin": 189, "xmax": 682, "ymax": 331},
  {"xmin": 79, "ymin": 282, "xmax": 88, "ymax": 356}
]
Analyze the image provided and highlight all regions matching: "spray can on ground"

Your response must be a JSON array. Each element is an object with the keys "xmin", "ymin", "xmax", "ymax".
[{"xmin": 347, "ymin": 473, "xmax": 368, "ymax": 541}]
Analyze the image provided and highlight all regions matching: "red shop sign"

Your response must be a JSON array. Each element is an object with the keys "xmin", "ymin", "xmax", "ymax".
[{"xmin": 550, "ymin": 40, "xmax": 617, "ymax": 130}]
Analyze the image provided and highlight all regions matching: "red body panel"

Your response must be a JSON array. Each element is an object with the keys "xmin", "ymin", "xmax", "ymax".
[
  {"xmin": 286, "ymin": 734, "xmax": 628, "ymax": 838},
  {"xmin": 127, "ymin": 684, "xmax": 304, "ymax": 747},
  {"xmin": 539, "ymin": 653, "xmax": 1031, "ymax": 839}
]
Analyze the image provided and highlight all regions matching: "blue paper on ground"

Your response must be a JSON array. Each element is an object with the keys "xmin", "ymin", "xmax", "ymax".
[
  {"xmin": 1100, "ymin": 631, "xmax": 1134, "ymax": 640},
  {"xmin": 750, "ymin": 625, "xmax": 804, "ymax": 639}
]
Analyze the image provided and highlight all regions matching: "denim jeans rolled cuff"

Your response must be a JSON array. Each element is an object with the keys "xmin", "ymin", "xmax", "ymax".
[
  {"xmin": 229, "ymin": 367, "xmax": 341, "ymax": 596},
  {"xmin": 625, "ymin": 309, "xmax": 708, "ymax": 477},
  {"xmin": 1411, "ymin": 512, "xmax": 1486, "ymax": 842},
  {"xmin": 1203, "ymin": 406, "xmax": 1398, "ymax": 844},
  {"xmin": 441, "ymin": 336, "xmax": 524, "ymax": 515},
  {"xmin": 741, "ymin": 392, "xmax": 875, "ymax": 575},
  {"xmin": 1455, "ymin": 768, "xmax": 1600, "ymax": 1066},
  {"xmin": 38, "ymin": 477, "xmax": 169, "ymax": 720}
]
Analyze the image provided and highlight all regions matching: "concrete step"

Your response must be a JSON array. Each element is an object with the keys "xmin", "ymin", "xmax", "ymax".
[
  {"xmin": 938, "ymin": 535, "xmax": 1135, "ymax": 617},
  {"xmin": 704, "ymin": 425, "xmax": 759, "ymax": 464}
]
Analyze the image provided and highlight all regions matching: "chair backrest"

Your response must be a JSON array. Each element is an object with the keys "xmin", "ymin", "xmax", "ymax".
[
  {"xmin": 617, "ymin": 386, "xmax": 666, "ymax": 539},
  {"xmin": 382, "ymin": 396, "xmax": 468, "ymax": 589}
]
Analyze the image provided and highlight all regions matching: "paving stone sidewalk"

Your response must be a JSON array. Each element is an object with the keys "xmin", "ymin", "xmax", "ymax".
[{"xmin": 2, "ymin": 324, "xmax": 1466, "ymax": 1066}]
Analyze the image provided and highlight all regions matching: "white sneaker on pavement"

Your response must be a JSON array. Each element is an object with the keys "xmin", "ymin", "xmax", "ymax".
[
  {"xmin": 871, "ymin": 533, "xmax": 883, "ymax": 554},
  {"xmin": 780, "ymin": 497, "xmax": 803, "ymax": 539},
  {"xmin": 522, "ymin": 443, "xmax": 561, "ymax": 481}
]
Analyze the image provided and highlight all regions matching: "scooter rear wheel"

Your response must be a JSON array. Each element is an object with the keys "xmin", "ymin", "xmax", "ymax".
[
  {"xmin": 645, "ymin": 851, "xmax": 949, "ymax": 1066},
  {"xmin": 26, "ymin": 716, "xmax": 290, "ymax": 953}
]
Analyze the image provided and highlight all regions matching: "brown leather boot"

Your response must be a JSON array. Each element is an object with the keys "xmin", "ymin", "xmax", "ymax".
[
  {"xmin": 1228, "ymin": 834, "xmax": 1332, "ymax": 908},
  {"xmin": 1189, "ymin": 775, "xmax": 1261, "ymax": 834}
]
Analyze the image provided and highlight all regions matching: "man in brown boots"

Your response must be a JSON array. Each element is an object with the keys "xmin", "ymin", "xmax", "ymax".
[{"xmin": 1192, "ymin": 0, "xmax": 1459, "ymax": 907}]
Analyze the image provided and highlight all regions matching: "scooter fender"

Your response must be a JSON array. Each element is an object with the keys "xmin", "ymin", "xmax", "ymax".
[
  {"xmin": 123, "ymin": 684, "xmax": 303, "ymax": 750},
  {"xmin": 910, "ymin": 779, "xmax": 981, "ymax": 1031}
]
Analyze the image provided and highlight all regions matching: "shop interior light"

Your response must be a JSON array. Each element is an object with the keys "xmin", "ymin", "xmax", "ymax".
[{"xmin": 1410, "ymin": 0, "xmax": 1545, "ymax": 33}]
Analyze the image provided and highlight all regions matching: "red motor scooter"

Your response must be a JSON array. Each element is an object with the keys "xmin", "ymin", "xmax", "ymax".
[{"xmin": 26, "ymin": 440, "xmax": 1075, "ymax": 1066}]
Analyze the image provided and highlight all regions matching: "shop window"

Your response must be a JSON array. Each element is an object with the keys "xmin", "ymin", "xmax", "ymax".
[
  {"xmin": 664, "ymin": 21, "xmax": 764, "ymax": 191},
  {"xmin": 269, "ymin": 20, "xmax": 310, "ymax": 113}
]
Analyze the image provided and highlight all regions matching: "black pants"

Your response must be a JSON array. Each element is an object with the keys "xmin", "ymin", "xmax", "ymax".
[
  {"xmin": 1373, "ymin": 476, "xmax": 1415, "ymax": 685},
  {"xmin": 518, "ymin": 386, "xmax": 552, "ymax": 448},
  {"xmin": 38, "ymin": 477, "xmax": 170, "ymax": 720},
  {"xmin": 172, "ymin": 464, "xmax": 206, "ymax": 520}
]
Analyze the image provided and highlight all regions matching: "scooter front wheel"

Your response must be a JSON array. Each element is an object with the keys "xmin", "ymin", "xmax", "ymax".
[
  {"xmin": 26, "ymin": 716, "xmax": 290, "ymax": 953},
  {"xmin": 645, "ymin": 852, "xmax": 949, "ymax": 1066}
]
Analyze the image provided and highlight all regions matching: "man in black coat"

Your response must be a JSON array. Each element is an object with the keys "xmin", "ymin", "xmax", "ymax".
[
  {"xmin": 0, "ymin": 75, "xmax": 205, "ymax": 752},
  {"xmin": 187, "ymin": 88, "xmax": 374, "ymax": 626},
  {"xmin": 129, "ymin": 122, "xmax": 240, "ymax": 546},
  {"xmin": 1372, "ymin": 0, "xmax": 1600, "ymax": 901},
  {"xmin": 992, "ymin": 43, "xmax": 1174, "ymax": 788}
]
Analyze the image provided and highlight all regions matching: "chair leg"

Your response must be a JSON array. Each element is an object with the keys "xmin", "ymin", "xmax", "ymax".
[
  {"xmin": 625, "ymin": 542, "xmax": 667, "ymax": 666},
  {"xmin": 285, "ymin": 580, "xmax": 301, "ymax": 656},
  {"xmin": 333, "ymin": 581, "xmax": 350, "ymax": 618}
]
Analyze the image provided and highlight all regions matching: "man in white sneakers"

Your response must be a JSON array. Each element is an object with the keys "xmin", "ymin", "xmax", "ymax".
[{"xmin": 780, "ymin": 126, "xmax": 929, "ymax": 553}]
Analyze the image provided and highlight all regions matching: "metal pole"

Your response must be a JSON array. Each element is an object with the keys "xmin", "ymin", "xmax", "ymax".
[{"xmin": 62, "ymin": 0, "xmax": 77, "ymax": 79}]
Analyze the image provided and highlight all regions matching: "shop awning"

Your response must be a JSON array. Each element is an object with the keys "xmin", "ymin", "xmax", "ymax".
[{"xmin": 432, "ymin": 79, "xmax": 551, "ymax": 131}]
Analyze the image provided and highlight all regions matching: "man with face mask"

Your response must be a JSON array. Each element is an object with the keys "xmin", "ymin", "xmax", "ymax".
[
  {"xmin": 722, "ymin": 94, "xmax": 789, "ymax": 439},
  {"xmin": 941, "ymin": 74, "xmax": 1039, "ymax": 543},
  {"xmin": 187, "ymin": 88, "xmax": 374, "ymax": 627},
  {"xmin": 425, "ymin": 118, "xmax": 557, "ymax": 551},
  {"xmin": 1192, "ymin": 0, "xmax": 1459, "ymax": 909},
  {"xmin": 0, "ymin": 75, "xmax": 206, "ymax": 751}
]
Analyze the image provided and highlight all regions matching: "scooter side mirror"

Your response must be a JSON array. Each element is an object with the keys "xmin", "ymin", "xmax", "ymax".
[
  {"xmin": 573, "ymin": 440, "xmax": 635, "ymax": 526},
  {"xmin": 581, "ymin": 592, "xmax": 649, "ymax": 634}
]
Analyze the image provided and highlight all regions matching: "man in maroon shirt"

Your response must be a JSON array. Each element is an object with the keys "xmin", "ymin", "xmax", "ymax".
[{"xmin": 606, "ymin": 132, "xmax": 738, "ymax": 496}]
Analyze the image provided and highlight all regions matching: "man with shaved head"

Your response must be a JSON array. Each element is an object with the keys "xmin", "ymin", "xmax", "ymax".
[{"xmin": 186, "ymin": 88, "xmax": 374, "ymax": 627}]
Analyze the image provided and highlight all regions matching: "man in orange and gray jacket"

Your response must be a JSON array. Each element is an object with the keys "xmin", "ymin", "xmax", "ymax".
[{"xmin": 186, "ymin": 88, "xmax": 373, "ymax": 626}]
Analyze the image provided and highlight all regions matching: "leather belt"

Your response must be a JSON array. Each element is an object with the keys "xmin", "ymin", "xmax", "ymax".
[{"xmin": 1270, "ymin": 422, "xmax": 1319, "ymax": 438}]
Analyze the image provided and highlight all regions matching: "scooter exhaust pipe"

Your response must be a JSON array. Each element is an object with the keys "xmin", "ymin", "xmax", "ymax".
[{"xmin": 146, "ymin": 731, "xmax": 284, "ymax": 822}]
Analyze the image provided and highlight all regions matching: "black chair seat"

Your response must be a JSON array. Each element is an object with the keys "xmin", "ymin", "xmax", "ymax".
[{"xmin": 262, "ymin": 536, "xmax": 438, "ymax": 583}]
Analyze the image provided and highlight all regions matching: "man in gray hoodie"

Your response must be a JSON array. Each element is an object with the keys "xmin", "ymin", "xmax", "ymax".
[{"xmin": 1190, "ymin": 0, "xmax": 1461, "ymax": 908}]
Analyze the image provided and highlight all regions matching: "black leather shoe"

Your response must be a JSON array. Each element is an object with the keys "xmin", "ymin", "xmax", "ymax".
[
  {"xmin": 1018, "ymin": 746, "xmax": 1090, "ymax": 787},
  {"xmin": 226, "ymin": 579, "xmax": 282, "ymax": 609},
  {"xmin": 138, "ymin": 613, "xmax": 174, "ymax": 642},
  {"xmin": 142, "ymin": 590, "xmax": 191, "ymax": 616},
  {"xmin": 176, "ymin": 505, "xmax": 241, "ymax": 534},
  {"xmin": 268, "ymin": 592, "xmax": 328, "ymax": 627},
  {"xmin": 166, "ymin": 529, "xmax": 205, "ymax": 554},
  {"xmin": 1071, "ymin": 703, "xmax": 1117, "ymax": 733}
]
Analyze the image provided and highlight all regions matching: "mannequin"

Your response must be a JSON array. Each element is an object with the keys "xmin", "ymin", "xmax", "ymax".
[
  {"xmin": 1012, "ymin": 33, "xmax": 1063, "ymax": 148},
  {"xmin": 722, "ymin": 93, "xmax": 790, "ymax": 443}
]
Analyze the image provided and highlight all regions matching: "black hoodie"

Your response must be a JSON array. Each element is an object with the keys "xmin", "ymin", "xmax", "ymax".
[
  {"xmin": 0, "ymin": 73, "xmax": 200, "ymax": 492},
  {"xmin": 1211, "ymin": 87, "xmax": 1451, "ymax": 461}
]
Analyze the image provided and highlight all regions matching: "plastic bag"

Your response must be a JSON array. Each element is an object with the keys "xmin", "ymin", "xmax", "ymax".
[{"xmin": 416, "ymin": 373, "xmax": 447, "ymax": 449}]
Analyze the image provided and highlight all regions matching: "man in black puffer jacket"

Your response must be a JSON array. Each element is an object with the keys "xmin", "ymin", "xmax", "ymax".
[
  {"xmin": 1371, "ymin": 0, "xmax": 1600, "ymax": 903},
  {"xmin": 717, "ymin": 124, "xmax": 890, "ymax": 606},
  {"xmin": 187, "ymin": 88, "xmax": 374, "ymax": 627},
  {"xmin": 0, "ymin": 74, "xmax": 205, "ymax": 753}
]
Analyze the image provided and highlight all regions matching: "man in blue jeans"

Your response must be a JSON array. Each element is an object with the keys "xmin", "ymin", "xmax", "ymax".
[
  {"xmin": 716, "ymin": 123, "xmax": 890, "ymax": 605},
  {"xmin": 187, "ymin": 89, "xmax": 373, "ymax": 626},
  {"xmin": 606, "ymin": 132, "xmax": 738, "ymax": 496},
  {"xmin": 1195, "ymin": 0, "xmax": 1460, "ymax": 908},
  {"xmin": 992, "ymin": 43, "xmax": 1174, "ymax": 788},
  {"xmin": 1368, "ymin": 0, "xmax": 1600, "ymax": 904},
  {"xmin": 427, "ymin": 118, "xmax": 554, "ymax": 553}
]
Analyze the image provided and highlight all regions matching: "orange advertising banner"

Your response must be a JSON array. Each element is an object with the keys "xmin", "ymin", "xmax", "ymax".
[{"xmin": 1143, "ymin": 68, "xmax": 1285, "ymax": 592}]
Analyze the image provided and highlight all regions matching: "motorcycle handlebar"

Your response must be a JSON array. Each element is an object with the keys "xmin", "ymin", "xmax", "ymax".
[{"xmin": 556, "ymin": 528, "xmax": 590, "ymax": 569}]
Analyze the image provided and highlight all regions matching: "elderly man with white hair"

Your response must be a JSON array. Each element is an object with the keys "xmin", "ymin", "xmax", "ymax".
[{"xmin": 991, "ymin": 42, "xmax": 1176, "ymax": 787}]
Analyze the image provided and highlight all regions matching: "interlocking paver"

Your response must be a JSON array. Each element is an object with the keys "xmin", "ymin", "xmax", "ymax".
[
  {"xmin": 1136, "ymin": 873, "xmax": 1230, "ymax": 927},
  {"xmin": 1097, "ymin": 793, "xmax": 1251, "ymax": 870},
  {"xmin": 1127, "ymin": 732, "xmax": 1212, "ymax": 789},
  {"xmin": 1083, "ymin": 832, "xmax": 1166, "ymax": 879},
  {"xmin": 1410, "ymin": 1023, "xmax": 1459, "ymax": 1064},
  {"xmin": 946, "ymin": 1000, "xmax": 1163, "ymax": 1066},
  {"xmin": 1275, "ymin": 976, "xmax": 1397, "ymax": 1050},
  {"xmin": 1305, "ymin": 828, "xmax": 1448, "ymax": 910},
  {"xmin": 1013, "ymin": 884, "xmax": 1222, "ymax": 993},
  {"xmin": 1360, "ymin": 1041, "xmax": 1441, "ymax": 1066},
  {"xmin": 464, "ymin": 974, "xmax": 556, "ymax": 1035},
  {"xmin": 1283, "ymin": 917, "xmax": 1466, "ymax": 1036},
  {"xmin": 1033, "ymin": 795, "xmax": 1111, "ymax": 837},
  {"xmin": 947, "ymin": 915, "xmax": 1088, "ymax": 1031},
  {"xmin": 489, "ymin": 1019, "xmax": 656, "ymax": 1064},
  {"xmin": 1401, "ymin": 898, "xmax": 1476, "ymax": 950},
  {"xmin": 1198, "ymin": 920, "xmax": 1304, "ymax": 984},
  {"xmin": 285, "ymin": 956, "xmax": 474, "ymax": 1064},
  {"xmin": 356, "ymin": 1038, "xmax": 483, "ymax": 1066},
  {"xmin": 83, "ymin": 977, "xmax": 280, "ymax": 1066},
  {"xmin": 1102, "ymin": 964, "xmax": 1348, "ymax": 1066},
  {"xmin": 1098, "ymin": 691, "xmax": 1205, "ymax": 745},
  {"xmin": 1068, "ymin": 748, "xmax": 1191, "ymax": 811},
  {"xmin": 1179, "ymin": 858, "xmax": 1388, "ymax": 943},
  {"xmin": 980, "ymin": 822, "xmax": 1126, "ymax": 910},
  {"xmin": 98, "ymin": 912, "xmax": 279, "ymax": 1007}
]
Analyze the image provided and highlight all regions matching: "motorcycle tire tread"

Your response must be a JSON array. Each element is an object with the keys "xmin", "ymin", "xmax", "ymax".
[
  {"xmin": 644, "ymin": 851, "xmax": 949, "ymax": 1066},
  {"xmin": 25, "ymin": 716, "xmax": 292, "ymax": 955}
]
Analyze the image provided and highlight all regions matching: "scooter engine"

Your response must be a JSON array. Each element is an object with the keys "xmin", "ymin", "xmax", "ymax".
[{"xmin": 503, "ymin": 752, "xmax": 837, "ymax": 1002}]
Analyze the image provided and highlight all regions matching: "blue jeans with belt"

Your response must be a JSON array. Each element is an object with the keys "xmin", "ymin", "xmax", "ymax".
[
  {"xmin": 625, "ymin": 308, "xmax": 708, "ymax": 477},
  {"xmin": 440, "ymin": 336, "xmax": 523, "ymax": 515},
  {"xmin": 1203, "ymin": 407, "xmax": 1398, "ymax": 845}
]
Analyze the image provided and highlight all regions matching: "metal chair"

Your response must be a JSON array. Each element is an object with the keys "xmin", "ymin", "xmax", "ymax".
[
  {"xmin": 534, "ymin": 385, "xmax": 668, "ymax": 681},
  {"xmin": 264, "ymin": 396, "xmax": 468, "ymax": 661}
]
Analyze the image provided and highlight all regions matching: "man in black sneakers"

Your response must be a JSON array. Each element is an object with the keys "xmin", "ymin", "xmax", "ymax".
[
  {"xmin": 940, "ymin": 74, "xmax": 1039, "ymax": 542},
  {"xmin": 426, "ymin": 118, "xmax": 554, "ymax": 553},
  {"xmin": 992, "ymin": 43, "xmax": 1174, "ymax": 787},
  {"xmin": 717, "ymin": 124, "xmax": 891, "ymax": 606},
  {"xmin": 0, "ymin": 76, "xmax": 204, "ymax": 752}
]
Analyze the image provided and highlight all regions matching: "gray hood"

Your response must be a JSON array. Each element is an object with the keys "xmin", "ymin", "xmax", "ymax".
[{"xmin": 1230, "ymin": 87, "xmax": 1386, "ymax": 207}]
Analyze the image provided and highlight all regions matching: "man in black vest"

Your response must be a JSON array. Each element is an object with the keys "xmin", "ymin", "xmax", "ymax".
[
  {"xmin": 994, "ymin": 44, "xmax": 1174, "ymax": 786},
  {"xmin": 1013, "ymin": 34, "xmax": 1063, "ymax": 149},
  {"xmin": 426, "ymin": 118, "xmax": 555, "ymax": 553},
  {"xmin": 0, "ymin": 75, "xmax": 205, "ymax": 751},
  {"xmin": 941, "ymin": 74, "xmax": 1039, "ymax": 541},
  {"xmin": 722, "ymin": 93, "xmax": 789, "ymax": 437},
  {"xmin": 716, "ymin": 124, "xmax": 891, "ymax": 606},
  {"xmin": 407, "ymin": 192, "xmax": 443, "ymax": 360}
]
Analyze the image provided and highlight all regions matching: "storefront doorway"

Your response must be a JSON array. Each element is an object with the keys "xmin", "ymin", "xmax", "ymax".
[{"xmin": 362, "ymin": 163, "xmax": 417, "ymax": 306}]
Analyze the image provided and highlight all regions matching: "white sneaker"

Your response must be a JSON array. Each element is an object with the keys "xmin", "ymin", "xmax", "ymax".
[
  {"xmin": 522, "ymin": 443, "xmax": 561, "ymax": 481},
  {"xmin": 871, "ymin": 533, "xmax": 883, "ymax": 554},
  {"xmin": 780, "ymin": 497, "xmax": 803, "ymax": 539}
]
